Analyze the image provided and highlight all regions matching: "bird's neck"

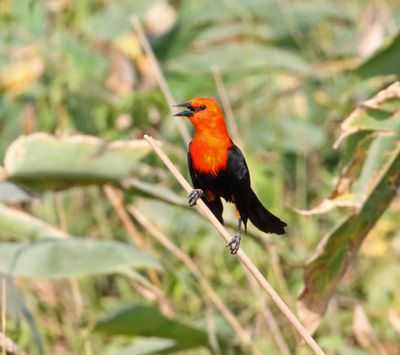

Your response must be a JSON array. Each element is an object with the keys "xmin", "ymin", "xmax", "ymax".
[
  {"xmin": 192, "ymin": 119, "xmax": 231, "ymax": 143},
  {"xmin": 192, "ymin": 124, "xmax": 232, "ymax": 150}
]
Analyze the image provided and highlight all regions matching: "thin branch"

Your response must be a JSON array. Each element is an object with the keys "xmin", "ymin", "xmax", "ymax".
[
  {"xmin": 103, "ymin": 185, "xmax": 143, "ymax": 247},
  {"xmin": 130, "ymin": 17, "xmax": 191, "ymax": 145},
  {"xmin": 263, "ymin": 238, "xmax": 294, "ymax": 310},
  {"xmin": 212, "ymin": 66, "xmax": 242, "ymax": 148},
  {"xmin": 128, "ymin": 205, "xmax": 262, "ymax": 355},
  {"xmin": 143, "ymin": 134, "xmax": 325, "ymax": 355},
  {"xmin": 54, "ymin": 193, "xmax": 93, "ymax": 355},
  {"xmin": 261, "ymin": 302, "xmax": 292, "ymax": 355},
  {"xmin": 103, "ymin": 185, "xmax": 175, "ymax": 316},
  {"xmin": 245, "ymin": 268, "xmax": 292, "ymax": 355}
]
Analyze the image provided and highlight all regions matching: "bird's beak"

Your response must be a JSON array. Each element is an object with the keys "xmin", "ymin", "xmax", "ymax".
[{"xmin": 174, "ymin": 102, "xmax": 194, "ymax": 117}]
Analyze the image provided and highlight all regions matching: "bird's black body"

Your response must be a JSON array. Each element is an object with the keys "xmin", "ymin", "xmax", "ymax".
[{"xmin": 188, "ymin": 144, "xmax": 287, "ymax": 235}]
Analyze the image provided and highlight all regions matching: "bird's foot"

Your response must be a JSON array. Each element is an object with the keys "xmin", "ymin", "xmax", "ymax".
[
  {"xmin": 188, "ymin": 189, "xmax": 204, "ymax": 207},
  {"xmin": 226, "ymin": 233, "xmax": 241, "ymax": 255}
]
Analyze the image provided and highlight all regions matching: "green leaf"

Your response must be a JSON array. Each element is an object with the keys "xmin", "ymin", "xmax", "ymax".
[
  {"xmin": 298, "ymin": 138, "xmax": 400, "ymax": 335},
  {"xmin": 166, "ymin": 44, "xmax": 309, "ymax": 75},
  {"xmin": 94, "ymin": 304, "xmax": 220, "ymax": 350},
  {"xmin": 0, "ymin": 238, "xmax": 160, "ymax": 279},
  {"xmin": 0, "ymin": 204, "xmax": 66, "ymax": 240},
  {"xmin": 357, "ymin": 32, "xmax": 400, "ymax": 79},
  {"xmin": 297, "ymin": 82, "xmax": 400, "ymax": 335},
  {"xmin": 3, "ymin": 133, "xmax": 151, "ymax": 189}
]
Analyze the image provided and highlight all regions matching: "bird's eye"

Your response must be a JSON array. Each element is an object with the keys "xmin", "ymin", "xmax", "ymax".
[{"xmin": 199, "ymin": 105, "xmax": 206, "ymax": 110}]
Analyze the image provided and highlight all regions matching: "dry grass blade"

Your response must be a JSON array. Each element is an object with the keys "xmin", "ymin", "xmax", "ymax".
[
  {"xmin": 212, "ymin": 66, "xmax": 242, "ymax": 148},
  {"xmin": 128, "ymin": 205, "xmax": 262, "ymax": 355},
  {"xmin": 143, "ymin": 134, "xmax": 325, "ymax": 355},
  {"xmin": 103, "ymin": 185, "xmax": 175, "ymax": 316},
  {"xmin": 353, "ymin": 305, "xmax": 388, "ymax": 355},
  {"xmin": 261, "ymin": 302, "xmax": 292, "ymax": 355},
  {"xmin": 244, "ymin": 268, "xmax": 291, "ymax": 355},
  {"xmin": 130, "ymin": 16, "xmax": 191, "ymax": 145}
]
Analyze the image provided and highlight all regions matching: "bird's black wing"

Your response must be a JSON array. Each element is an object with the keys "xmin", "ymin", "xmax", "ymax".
[
  {"xmin": 225, "ymin": 145, "xmax": 251, "ymax": 228},
  {"xmin": 187, "ymin": 148, "xmax": 224, "ymax": 224},
  {"xmin": 226, "ymin": 145, "xmax": 287, "ymax": 235}
]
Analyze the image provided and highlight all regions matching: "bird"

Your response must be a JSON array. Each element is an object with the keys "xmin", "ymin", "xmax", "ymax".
[{"xmin": 174, "ymin": 98, "xmax": 287, "ymax": 254}]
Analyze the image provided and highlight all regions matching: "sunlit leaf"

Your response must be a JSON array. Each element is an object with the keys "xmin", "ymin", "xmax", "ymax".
[
  {"xmin": 3, "ymin": 133, "xmax": 151, "ymax": 189},
  {"xmin": 0, "ymin": 204, "xmax": 66, "ymax": 240},
  {"xmin": 0, "ymin": 57, "xmax": 44, "ymax": 95}
]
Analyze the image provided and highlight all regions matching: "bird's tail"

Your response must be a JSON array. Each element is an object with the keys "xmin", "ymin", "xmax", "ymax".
[{"xmin": 248, "ymin": 189, "xmax": 287, "ymax": 235}]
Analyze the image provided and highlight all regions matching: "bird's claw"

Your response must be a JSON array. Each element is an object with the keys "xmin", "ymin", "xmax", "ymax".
[
  {"xmin": 226, "ymin": 233, "xmax": 241, "ymax": 255},
  {"xmin": 188, "ymin": 189, "xmax": 204, "ymax": 207}
]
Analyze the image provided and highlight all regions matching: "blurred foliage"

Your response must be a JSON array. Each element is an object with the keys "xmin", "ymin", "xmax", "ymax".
[{"xmin": 0, "ymin": 0, "xmax": 400, "ymax": 354}]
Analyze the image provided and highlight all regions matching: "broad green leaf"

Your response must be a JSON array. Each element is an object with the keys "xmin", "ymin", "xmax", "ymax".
[
  {"xmin": 94, "ymin": 304, "xmax": 220, "ymax": 350},
  {"xmin": 0, "ymin": 238, "xmax": 160, "ymax": 279},
  {"xmin": 357, "ymin": 32, "xmax": 400, "ymax": 79},
  {"xmin": 0, "ymin": 204, "xmax": 66, "ymax": 240},
  {"xmin": 166, "ymin": 44, "xmax": 309, "ymax": 75},
  {"xmin": 3, "ymin": 133, "xmax": 151, "ymax": 189}
]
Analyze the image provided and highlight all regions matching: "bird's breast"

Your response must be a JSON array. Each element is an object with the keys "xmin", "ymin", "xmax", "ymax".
[{"xmin": 190, "ymin": 136, "xmax": 232, "ymax": 176}]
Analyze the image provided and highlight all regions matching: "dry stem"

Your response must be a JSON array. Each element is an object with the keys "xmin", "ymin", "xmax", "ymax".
[
  {"xmin": 129, "ymin": 205, "xmax": 262, "ymax": 355},
  {"xmin": 103, "ymin": 185, "xmax": 174, "ymax": 316},
  {"xmin": 245, "ymin": 268, "xmax": 291, "ymax": 355},
  {"xmin": 130, "ymin": 17, "xmax": 191, "ymax": 145},
  {"xmin": 143, "ymin": 134, "xmax": 325, "ymax": 355},
  {"xmin": 212, "ymin": 66, "xmax": 242, "ymax": 148}
]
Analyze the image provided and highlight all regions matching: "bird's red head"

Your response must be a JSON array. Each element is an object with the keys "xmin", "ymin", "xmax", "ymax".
[{"xmin": 174, "ymin": 98, "xmax": 228, "ymax": 135}]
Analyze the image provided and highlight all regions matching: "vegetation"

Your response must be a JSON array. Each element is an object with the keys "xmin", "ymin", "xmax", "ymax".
[{"xmin": 0, "ymin": 0, "xmax": 399, "ymax": 354}]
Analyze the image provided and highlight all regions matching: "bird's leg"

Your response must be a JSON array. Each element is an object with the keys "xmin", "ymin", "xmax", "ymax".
[
  {"xmin": 188, "ymin": 189, "xmax": 204, "ymax": 207},
  {"xmin": 226, "ymin": 218, "xmax": 242, "ymax": 254}
]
